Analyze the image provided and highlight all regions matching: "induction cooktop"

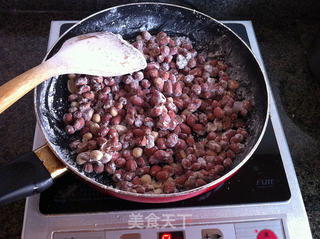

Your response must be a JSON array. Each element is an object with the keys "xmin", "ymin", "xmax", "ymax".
[{"xmin": 21, "ymin": 19, "xmax": 312, "ymax": 239}]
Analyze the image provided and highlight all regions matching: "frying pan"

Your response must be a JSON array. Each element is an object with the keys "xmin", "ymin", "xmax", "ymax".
[{"xmin": 0, "ymin": 2, "xmax": 269, "ymax": 205}]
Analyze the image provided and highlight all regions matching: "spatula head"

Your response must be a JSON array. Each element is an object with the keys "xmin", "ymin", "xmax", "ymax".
[{"xmin": 54, "ymin": 32, "xmax": 147, "ymax": 77}]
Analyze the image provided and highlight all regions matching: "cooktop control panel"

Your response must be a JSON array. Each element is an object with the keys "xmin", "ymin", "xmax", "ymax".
[{"xmin": 52, "ymin": 219, "xmax": 285, "ymax": 239}]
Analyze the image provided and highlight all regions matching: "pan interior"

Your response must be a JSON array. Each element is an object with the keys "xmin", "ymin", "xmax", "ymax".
[{"xmin": 35, "ymin": 3, "xmax": 268, "ymax": 190}]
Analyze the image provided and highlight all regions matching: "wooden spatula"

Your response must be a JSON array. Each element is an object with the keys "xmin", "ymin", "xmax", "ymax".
[{"xmin": 0, "ymin": 32, "xmax": 147, "ymax": 114}]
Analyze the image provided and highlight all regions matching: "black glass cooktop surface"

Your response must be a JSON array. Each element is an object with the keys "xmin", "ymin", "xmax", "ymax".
[{"xmin": 39, "ymin": 23, "xmax": 290, "ymax": 214}]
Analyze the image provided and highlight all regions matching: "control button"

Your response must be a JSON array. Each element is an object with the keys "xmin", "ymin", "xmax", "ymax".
[
  {"xmin": 120, "ymin": 233, "xmax": 141, "ymax": 239},
  {"xmin": 201, "ymin": 229, "xmax": 223, "ymax": 239},
  {"xmin": 53, "ymin": 230, "xmax": 105, "ymax": 239},
  {"xmin": 257, "ymin": 229, "xmax": 277, "ymax": 239}
]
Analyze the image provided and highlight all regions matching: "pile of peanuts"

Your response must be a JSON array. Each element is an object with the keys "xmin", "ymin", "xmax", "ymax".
[{"xmin": 63, "ymin": 30, "xmax": 253, "ymax": 194}]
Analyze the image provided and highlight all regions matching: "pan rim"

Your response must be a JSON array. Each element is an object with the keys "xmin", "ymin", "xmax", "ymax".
[{"xmin": 34, "ymin": 2, "xmax": 270, "ymax": 199}]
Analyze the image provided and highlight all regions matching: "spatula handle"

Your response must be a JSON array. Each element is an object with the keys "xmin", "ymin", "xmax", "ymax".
[{"xmin": 0, "ymin": 59, "xmax": 61, "ymax": 114}]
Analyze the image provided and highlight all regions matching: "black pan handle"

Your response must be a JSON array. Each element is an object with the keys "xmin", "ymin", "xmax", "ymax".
[{"xmin": 0, "ymin": 151, "xmax": 53, "ymax": 206}]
